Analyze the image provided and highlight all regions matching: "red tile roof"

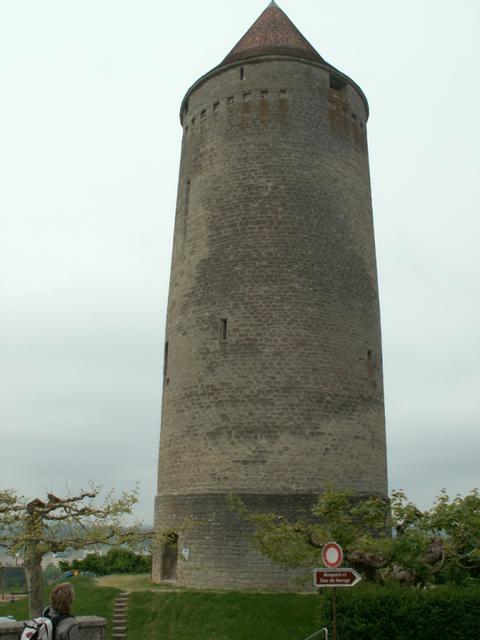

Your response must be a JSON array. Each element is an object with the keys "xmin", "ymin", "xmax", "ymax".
[{"xmin": 222, "ymin": 1, "xmax": 324, "ymax": 65}]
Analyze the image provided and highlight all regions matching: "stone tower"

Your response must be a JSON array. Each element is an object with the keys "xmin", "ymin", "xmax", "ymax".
[{"xmin": 153, "ymin": 2, "xmax": 388, "ymax": 590}]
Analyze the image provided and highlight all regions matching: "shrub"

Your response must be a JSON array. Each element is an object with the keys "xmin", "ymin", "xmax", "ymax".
[
  {"xmin": 58, "ymin": 548, "xmax": 151, "ymax": 575},
  {"xmin": 332, "ymin": 584, "xmax": 480, "ymax": 640}
]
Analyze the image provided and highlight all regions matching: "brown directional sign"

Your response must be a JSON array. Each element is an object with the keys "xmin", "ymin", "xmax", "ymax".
[{"xmin": 314, "ymin": 568, "xmax": 362, "ymax": 587}]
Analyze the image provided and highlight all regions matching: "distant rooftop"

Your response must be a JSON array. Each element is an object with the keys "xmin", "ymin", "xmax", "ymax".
[{"xmin": 222, "ymin": 1, "xmax": 325, "ymax": 66}]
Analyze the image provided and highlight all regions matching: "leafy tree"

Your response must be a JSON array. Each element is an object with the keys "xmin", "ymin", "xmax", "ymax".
[
  {"xmin": 0, "ymin": 485, "xmax": 149, "ymax": 617},
  {"xmin": 229, "ymin": 487, "xmax": 480, "ymax": 586}
]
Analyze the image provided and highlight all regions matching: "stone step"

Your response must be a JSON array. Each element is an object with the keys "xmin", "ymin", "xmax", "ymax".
[{"xmin": 113, "ymin": 591, "xmax": 129, "ymax": 639}]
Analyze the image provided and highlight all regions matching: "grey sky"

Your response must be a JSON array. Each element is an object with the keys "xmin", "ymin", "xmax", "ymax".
[{"xmin": 1, "ymin": 0, "xmax": 479, "ymax": 522}]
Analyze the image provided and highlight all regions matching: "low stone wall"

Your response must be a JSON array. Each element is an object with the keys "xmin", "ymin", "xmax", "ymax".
[{"xmin": 0, "ymin": 616, "xmax": 107, "ymax": 640}]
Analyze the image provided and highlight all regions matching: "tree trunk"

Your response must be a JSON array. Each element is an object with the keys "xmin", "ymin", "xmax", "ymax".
[{"xmin": 24, "ymin": 551, "xmax": 44, "ymax": 618}]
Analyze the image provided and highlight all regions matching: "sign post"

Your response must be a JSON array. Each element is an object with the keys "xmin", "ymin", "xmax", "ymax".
[
  {"xmin": 332, "ymin": 587, "xmax": 336, "ymax": 640},
  {"xmin": 314, "ymin": 542, "xmax": 362, "ymax": 640}
]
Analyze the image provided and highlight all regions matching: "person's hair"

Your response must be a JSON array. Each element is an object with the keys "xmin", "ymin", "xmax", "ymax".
[{"xmin": 50, "ymin": 582, "xmax": 75, "ymax": 615}]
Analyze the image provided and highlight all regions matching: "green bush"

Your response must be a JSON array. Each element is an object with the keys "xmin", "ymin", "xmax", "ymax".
[
  {"xmin": 58, "ymin": 548, "xmax": 151, "ymax": 576},
  {"xmin": 333, "ymin": 584, "xmax": 480, "ymax": 640}
]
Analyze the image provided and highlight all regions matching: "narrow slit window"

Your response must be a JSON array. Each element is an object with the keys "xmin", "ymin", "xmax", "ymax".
[
  {"xmin": 367, "ymin": 349, "xmax": 377, "ymax": 387},
  {"xmin": 240, "ymin": 67, "xmax": 244, "ymax": 80},
  {"xmin": 185, "ymin": 179, "xmax": 191, "ymax": 217},
  {"xmin": 220, "ymin": 319, "xmax": 228, "ymax": 341},
  {"xmin": 260, "ymin": 90, "xmax": 269, "ymax": 100},
  {"xmin": 200, "ymin": 109, "xmax": 206, "ymax": 119},
  {"xmin": 164, "ymin": 341, "xmax": 169, "ymax": 378},
  {"xmin": 227, "ymin": 96, "xmax": 234, "ymax": 105},
  {"xmin": 213, "ymin": 101, "xmax": 220, "ymax": 112},
  {"xmin": 329, "ymin": 75, "xmax": 346, "ymax": 91}
]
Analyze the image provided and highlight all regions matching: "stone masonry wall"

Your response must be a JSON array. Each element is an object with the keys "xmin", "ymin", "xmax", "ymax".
[{"xmin": 153, "ymin": 56, "xmax": 388, "ymax": 589}]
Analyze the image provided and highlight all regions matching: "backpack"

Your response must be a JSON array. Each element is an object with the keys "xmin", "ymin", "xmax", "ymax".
[
  {"xmin": 21, "ymin": 614, "xmax": 74, "ymax": 640},
  {"xmin": 20, "ymin": 618, "xmax": 53, "ymax": 640}
]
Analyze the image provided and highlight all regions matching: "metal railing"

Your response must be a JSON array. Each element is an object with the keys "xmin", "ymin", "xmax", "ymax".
[{"xmin": 303, "ymin": 629, "xmax": 328, "ymax": 640}]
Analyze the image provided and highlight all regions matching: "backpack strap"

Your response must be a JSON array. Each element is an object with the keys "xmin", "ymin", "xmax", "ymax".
[{"xmin": 51, "ymin": 615, "xmax": 76, "ymax": 640}]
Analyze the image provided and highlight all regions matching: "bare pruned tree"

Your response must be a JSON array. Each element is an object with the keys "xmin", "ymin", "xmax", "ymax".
[{"xmin": 0, "ymin": 484, "xmax": 150, "ymax": 617}]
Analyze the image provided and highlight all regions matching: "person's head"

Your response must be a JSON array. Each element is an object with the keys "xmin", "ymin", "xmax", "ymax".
[{"xmin": 49, "ymin": 582, "xmax": 75, "ymax": 615}]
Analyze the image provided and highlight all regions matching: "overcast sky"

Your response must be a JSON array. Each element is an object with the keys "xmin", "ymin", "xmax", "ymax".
[{"xmin": 1, "ymin": 0, "xmax": 479, "ymax": 523}]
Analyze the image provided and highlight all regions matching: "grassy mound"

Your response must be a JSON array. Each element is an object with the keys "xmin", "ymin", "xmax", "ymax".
[
  {"xmin": 127, "ymin": 591, "xmax": 326, "ymax": 640},
  {"xmin": 3, "ymin": 575, "xmax": 480, "ymax": 640}
]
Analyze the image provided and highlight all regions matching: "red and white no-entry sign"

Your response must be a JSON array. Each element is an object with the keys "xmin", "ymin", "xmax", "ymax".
[{"xmin": 322, "ymin": 542, "xmax": 343, "ymax": 568}]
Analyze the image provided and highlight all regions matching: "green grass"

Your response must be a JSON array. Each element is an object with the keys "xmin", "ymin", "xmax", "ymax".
[
  {"xmin": 4, "ymin": 576, "xmax": 479, "ymax": 640},
  {"xmin": 127, "ymin": 590, "xmax": 329, "ymax": 640},
  {"xmin": 0, "ymin": 595, "xmax": 29, "ymax": 622},
  {"xmin": 0, "ymin": 577, "xmax": 120, "ymax": 640}
]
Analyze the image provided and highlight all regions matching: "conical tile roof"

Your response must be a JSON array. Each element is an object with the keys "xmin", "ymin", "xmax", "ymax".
[{"xmin": 222, "ymin": 1, "xmax": 325, "ymax": 65}]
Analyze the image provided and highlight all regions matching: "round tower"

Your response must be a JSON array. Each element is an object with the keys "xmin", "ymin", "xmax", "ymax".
[{"xmin": 153, "ymin": 1, "xmax": 388, "ymax": 590}]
